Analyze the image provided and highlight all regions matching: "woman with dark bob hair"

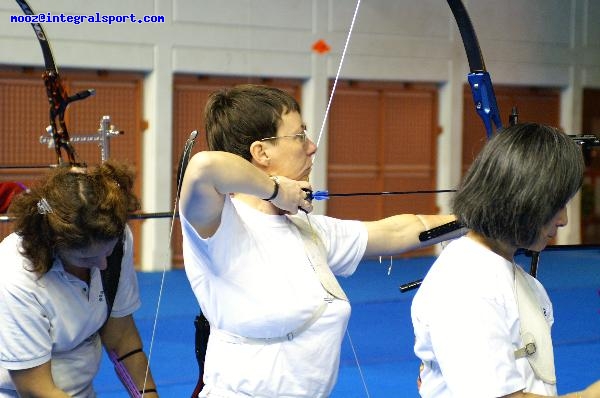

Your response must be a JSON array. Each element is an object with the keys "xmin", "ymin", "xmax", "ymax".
[
  {"xmin": 411, "ymin": 123, "xmax": 600, "ymax": 397},
  {"xmin": 0, "ymin": 161, "xmax": 158, "ymax": 397}
]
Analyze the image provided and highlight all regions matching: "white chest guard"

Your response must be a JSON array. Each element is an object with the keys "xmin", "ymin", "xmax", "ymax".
[
  {"xmin": 211, "ymin": 214, "xmax": 341, "ymax": 345},
  {"xmin": 287, "ymin": 215, "xmax": 348, "ymax": 301},
  {"xmin": 513, "ymin": 265, "xmax": 556, "ymax": 384}
]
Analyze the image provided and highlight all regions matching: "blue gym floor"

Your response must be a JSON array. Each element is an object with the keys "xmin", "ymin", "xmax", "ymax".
[{"xmin": 94, "ymin": 248, "xmax": 600, "ymax": 397}]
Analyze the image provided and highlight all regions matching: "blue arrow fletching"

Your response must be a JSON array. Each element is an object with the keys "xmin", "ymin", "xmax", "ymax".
[{"xmin": 311, "ymin": 190, "xmax": 329, "ymax": 201}]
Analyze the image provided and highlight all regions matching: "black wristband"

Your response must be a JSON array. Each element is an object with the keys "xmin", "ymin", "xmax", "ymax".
[
  {"xmin": 139, "ymin": 388, "xmax": 157, "ymax": 395},
  {"xmin": 265, "ymin": 176, "xmax": 279, "ymax": 201},
  {"xmin": 117, "ymin": 348, "xmax": 144, "ymax": 362}
]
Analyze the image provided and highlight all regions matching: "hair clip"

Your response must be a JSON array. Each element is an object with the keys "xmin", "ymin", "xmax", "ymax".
[{"xmin": 37, "ymin": 198, "xmax": 53, "ymax": 214}]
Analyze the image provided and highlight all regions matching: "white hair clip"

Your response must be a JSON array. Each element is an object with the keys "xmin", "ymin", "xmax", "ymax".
[{"xmin": 37, "ymin": 198, "xmax": 53, "ymax": 214}]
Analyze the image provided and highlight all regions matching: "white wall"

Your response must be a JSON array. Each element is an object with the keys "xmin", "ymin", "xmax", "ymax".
[{"xmin": 2, "ymin": 0, "xmax": 600, "ymax": 268}]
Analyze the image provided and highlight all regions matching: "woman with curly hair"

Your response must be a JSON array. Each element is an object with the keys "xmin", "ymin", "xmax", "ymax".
[{"xmin": 0, "ymin": 161, "xmax": 158, "ymax": 397}]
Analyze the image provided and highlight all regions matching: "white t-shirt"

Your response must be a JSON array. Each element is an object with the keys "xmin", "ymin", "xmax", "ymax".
[
  {"xmin": 0, "ymin": 226, "xmax": 141, "ymax": 398},
  {"xmin": 181, "ymin": 195, "xmax": 368, "ymax": 397},
  {"xmin": 411, "ymin": 236, "xmax": 557, "ymax": 398}
]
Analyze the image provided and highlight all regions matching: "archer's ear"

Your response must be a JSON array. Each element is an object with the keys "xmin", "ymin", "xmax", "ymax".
[{"xmin": 249, "ymin": 141, "xmax": 270, "ymax": 167}]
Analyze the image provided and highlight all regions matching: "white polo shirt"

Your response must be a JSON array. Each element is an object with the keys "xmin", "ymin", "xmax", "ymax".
[
  {"xmin": 181, "ymin": 195, "xmax": 368, "ymax": 397},
  {"xmin": 0, "ymin": 226, "xmax": 141, "ymax": 397},
  {"xmin": 411, "ymin": 236, "xmax": 556, "ymax": 398}
]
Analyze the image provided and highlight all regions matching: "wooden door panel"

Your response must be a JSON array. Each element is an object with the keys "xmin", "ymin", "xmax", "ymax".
[
  {"xmin": 327, "ymin": 81, "xmax": 439, "ymax": 257},
  {"xmin": 462, "ymin": 85, "xmax": 560, "ymax": 172},
  {"xmin": 581, "ymin": 89, "xmax": 600, "ymax": 244},
  {"xmin": 326, "ymin": 168, "xmax": 381, "ymax": 221},
  {"xmin": 0, "ymin": 76, "xmax": 50, "ymax": 166},
  {"xmin": 328, "ymin": 88, "xmax": 380, "ymax": 165},
  {"xmin": 383, "ymin": 91, "xmax": 435, "ymax": 166},
  {"xmin": 328, "ymin": 82, "xmax": 438, "ymax": 217}
]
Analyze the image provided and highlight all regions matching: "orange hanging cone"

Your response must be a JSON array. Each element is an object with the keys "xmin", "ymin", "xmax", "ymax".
[{"xmin": 312, "ymin": 39, "xmax": 331, "ymax": 54}]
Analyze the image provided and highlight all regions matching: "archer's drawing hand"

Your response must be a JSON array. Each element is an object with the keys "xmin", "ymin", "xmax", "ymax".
[{"xmin": 269, "ymin": 176, "xmax": 312, "ymax": 215}]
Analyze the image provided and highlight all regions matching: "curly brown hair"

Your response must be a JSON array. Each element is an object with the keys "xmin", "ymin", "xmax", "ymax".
[{"xmin": 8, "ymin": 160, "xmax": 140, "ymax": 275}]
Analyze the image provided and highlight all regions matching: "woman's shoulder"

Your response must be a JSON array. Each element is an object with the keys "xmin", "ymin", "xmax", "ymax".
[
  {"xmin": 0, "ymin": 234, "xmax": 40, "ymax": 289},
  {"xmin": 425, "ymin": 237, "xmax": 514, "ymax": 294},
  {"xmin": 0, "ymin": 233, "xmax": 27, "ymax": 270},
  {"xmin": 303, "ymin": 213, "xmax": 364, "ymax": 232}
]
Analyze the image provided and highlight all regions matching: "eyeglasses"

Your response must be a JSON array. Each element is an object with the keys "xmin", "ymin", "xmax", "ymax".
[{"xmin": 259, "ymin": 129, "xmax": 308, "ymax": 143}]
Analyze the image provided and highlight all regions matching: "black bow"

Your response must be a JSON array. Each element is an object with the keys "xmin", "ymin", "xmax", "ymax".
[{"xmin": 15, "ymin": 0, "xmax": 95, "ymax": 166}]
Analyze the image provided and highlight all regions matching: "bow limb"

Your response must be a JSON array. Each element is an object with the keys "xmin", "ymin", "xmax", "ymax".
[
  {"xmin": 404, "ymin": 0, "xmax": 500, "ymax": 248},
  {"xmin": 170, "ymin": 131, "xmax": 207, "ymax": 398},
  {"xmin": 446, "ymin": 0, "xmax": 503, "ymax": 139},
  {"xmin": 15, "ymin": 0, "xmax": 90, "ymax": 166},
  {"xmin": 423, "ymin": 3, "xmax": 539, "ymax": 280},
  {"xmin": 129, "ymin": 132, "xmax": 201, "ymax": 397},
  {"xmin": 402, "ymin": 1, "xmax": 505, "ymax": 294},
  {"xmin": 446, "ymin": 1, "xmax": 546, "ymax": 278}
]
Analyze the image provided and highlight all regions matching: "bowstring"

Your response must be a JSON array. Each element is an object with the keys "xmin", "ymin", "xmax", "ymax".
[
  {"xmin": 346, "ymin": 330, "xmax": 371, "ymax": 398},
  {"xmin": 314, "ymin": 0, "xmax": 362, "ymax": 151},
  {"xmin": 145, "ymin": 0, "xmax": 365, "ymax": 390},
  {"xmin": 144, "ymin": 134, "xmax": 197, "ymax": 392},
  {"xmin": 309, "ymin": 1, "xmax": 370, "ymax": 396}
]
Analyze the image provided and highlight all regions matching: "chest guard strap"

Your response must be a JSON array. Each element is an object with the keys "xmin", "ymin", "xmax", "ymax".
[{"xmin": 513, "ymin": 265, "xmax": 556, "ymax": 384}]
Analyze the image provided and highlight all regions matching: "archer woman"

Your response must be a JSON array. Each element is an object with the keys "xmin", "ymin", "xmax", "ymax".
[
  {"xmin": 411, "ymin": 123, "xmax": 600, "ymax": 397},
  {"xmin": 178, "ymin": 84, "xmax": 461, "ymax": 397},
  {"xmin": 0, "ymin": 161, "xmax": 158, "ymax": 397}
]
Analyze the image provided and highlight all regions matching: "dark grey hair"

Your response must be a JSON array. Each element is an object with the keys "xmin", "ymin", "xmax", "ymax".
[{"xmin": 453, "ymin": 122, "xmax": 584, "ymax": 247}]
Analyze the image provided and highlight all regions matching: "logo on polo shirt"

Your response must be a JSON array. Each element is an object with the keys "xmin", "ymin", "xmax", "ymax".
[{"xmin": 99, "ymin": 290, "xmax": 105, "ymax": 302}]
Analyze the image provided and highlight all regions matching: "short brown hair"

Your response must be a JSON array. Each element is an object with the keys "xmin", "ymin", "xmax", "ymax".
[{"xmin": 204, "ymin": 84, "xmax": 301, "ymax": 160}]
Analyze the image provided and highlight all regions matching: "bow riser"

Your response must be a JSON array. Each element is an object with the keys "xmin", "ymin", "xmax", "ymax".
[
  {"xmin": 468, "ymin": 72, "xmax": 503, "ymax": 139},
  {"xmin": 446, "ymin": 0, "xmax": 503, "ymax": 139},
  {"xmin": 16, "ymin": 0, "xmax": 84, "ymax": 166},
  {"xmin": 43, "ymin": 71, "xmax": 78, "ymax": 165}
]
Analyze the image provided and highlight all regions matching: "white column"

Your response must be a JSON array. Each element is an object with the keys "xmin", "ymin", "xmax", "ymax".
[
  {"xmin": 304, "ymin": 58, "xmax": 329, "ymax": 216},
  {"xmin": 558, "ymin": 66, "xmax": 584, "ymax": 245},
  {"xmin": 557, "ymin": 0, "xmax": 584, "ymax": 245},
  {"xmin": 305, "ymin": 0, "xmax": 332, "ymax": 216},
  {"xmin": 140, "ymin": 42, "xmax": 174, "ymax": 271},
  {"xmin": 437, "ymin": 59, "xmax": 465, "ymax": 216}
]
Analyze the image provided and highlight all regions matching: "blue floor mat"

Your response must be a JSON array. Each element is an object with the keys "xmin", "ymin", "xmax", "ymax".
[{"xmin": 95, "ymin": 249, "xmax": 600, "ymax": 397}]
